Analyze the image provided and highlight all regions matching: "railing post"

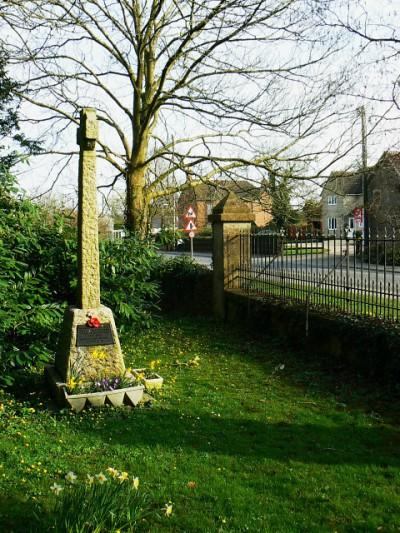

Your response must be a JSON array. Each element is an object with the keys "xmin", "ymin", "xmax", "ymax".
[{"xmin": 209, "ymin": 192, "xmax": 255, "ymax": 319}]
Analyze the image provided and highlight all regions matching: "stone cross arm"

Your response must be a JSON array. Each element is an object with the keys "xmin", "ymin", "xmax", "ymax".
[{"xmin": 77, "ymin": 108, "xmax": 98, "ymax": 150}]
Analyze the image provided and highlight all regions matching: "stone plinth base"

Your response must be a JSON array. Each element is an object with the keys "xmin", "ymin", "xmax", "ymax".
[{"xmin": 55, "ymin": 304, "xmax": 125, "ymax": 383}]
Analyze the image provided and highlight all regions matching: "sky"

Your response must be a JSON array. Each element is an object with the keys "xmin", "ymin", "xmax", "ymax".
[{"xmin": 3, "ymin": 0, "xmax": 400, "ymax": 211}]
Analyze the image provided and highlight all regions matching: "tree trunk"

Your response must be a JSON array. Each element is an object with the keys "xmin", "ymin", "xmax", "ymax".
[{"xmin": 126, "ymin": 168, "xmax": 149, "ymax": 237}]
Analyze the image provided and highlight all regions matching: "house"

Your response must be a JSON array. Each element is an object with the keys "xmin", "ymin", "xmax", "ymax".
[
  {"xmin": 177, "ymin": 180, "xmax": 272, "ymax": 231},
  {"xmin": 367, "ymin": 151, "xmax": 400, "ymax": 234},
  {"xmin": 321, "ymin": 171, "xmax": 364, "ymax": 235},
  {"xmin": 321, "ymin": 151, "xmax": 400, "ymax": 236}
]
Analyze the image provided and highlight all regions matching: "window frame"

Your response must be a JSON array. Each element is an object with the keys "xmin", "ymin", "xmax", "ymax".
[
  {"xmin": 327, "ymin": 217, "xmax": 337, "ymax": 231},
  {"xmin": 327, "ymin": 195, "xmax": 337, "ymax": 205}
]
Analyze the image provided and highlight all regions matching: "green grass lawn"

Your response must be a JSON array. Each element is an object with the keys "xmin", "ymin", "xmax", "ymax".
[
  {"xmin": 245, "ymin": 278, "xmax": 399, "ymax": 321},
  {"xmin": 1, "ymin": 316, "xmax": 400, "ymax": 532}
]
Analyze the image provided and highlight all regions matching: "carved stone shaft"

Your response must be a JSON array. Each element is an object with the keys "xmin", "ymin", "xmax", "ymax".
[{"xmin": 77, "ymin": 108, "xmax": 100, "ymax": 309}]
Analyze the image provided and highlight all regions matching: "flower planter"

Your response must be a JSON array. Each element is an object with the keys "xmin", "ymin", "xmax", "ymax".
[
  {"xmin": 63, "ymin": 384, "xmax": 144, "ymax": 412},
  {"xmin": 106, "ymin": 389, "xmax": 126, "ymax": 407},
  {"xmin": 133, "ymin": 368, "xmax": 164, "ymax": 391},
  {"xmin": 144, "ymin": 374, "xmax": 163, "ymax": 391},
  {"xmin": 64, "ymin": 391, "xmax": 88, "ymax": 413},
  {"xmin": 87, "ymin": 391, "xmax": 107, "ymax": 408},
  {"xmin": 124, "ymin": 385, "xmax": 144, "ymax": 406}
]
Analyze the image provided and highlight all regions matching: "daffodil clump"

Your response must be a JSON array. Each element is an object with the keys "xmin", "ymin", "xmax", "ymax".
[
  {"xmin": 173, "ymin": 354, "xmax": 201, "ymax": 368},
  {"xmin": 50, "ymin": 468, "xmax": 169, "ymax": 532},
  {"xmin": 130, "ymin": 359, "xmax": 162, "ymax": 381},
  {"xmin": 66, "ymin": 372, "xmax": 141, "ymax": 395}
]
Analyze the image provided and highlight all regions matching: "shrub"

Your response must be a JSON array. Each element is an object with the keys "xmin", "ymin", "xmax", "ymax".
[
  {"xmin": 157, "ymin": 255, "xmax": 210, "ymax": 279},
  {"xmin": 154, "ymin": 227, "xmax": 184, "ymax": 249},
  {"xmin": 155, "ymin": 256, "xmax": 212, "ymax": 315},
  {"xmin": 0, "ymin": 177, "xmax": 74, "ymax": 385},
  {"xmin": 99, "ymin": 235, "xmax": 162, "ymax": 330}
]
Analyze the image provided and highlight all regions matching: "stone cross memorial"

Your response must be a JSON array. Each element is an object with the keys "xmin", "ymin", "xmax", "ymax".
[{"xmin": 48, "ymin": 108, "xmax": 125, "ymax": 397}]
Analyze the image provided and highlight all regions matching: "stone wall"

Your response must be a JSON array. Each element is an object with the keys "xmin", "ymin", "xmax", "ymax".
[{"xmin": 224, "ymin": 289, "xmax": 400, "ymax": 382}]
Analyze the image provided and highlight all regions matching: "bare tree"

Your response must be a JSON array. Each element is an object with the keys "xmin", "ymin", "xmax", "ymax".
[
  {"xmin": 321, "ymin": 1, "xmax": 400, "ymax": 111},
  {"xmin": 1, "ymin": 0, "xmax": 353, "ymax": 234}
]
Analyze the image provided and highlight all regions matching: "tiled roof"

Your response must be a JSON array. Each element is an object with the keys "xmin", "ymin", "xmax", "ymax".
[
  {"xmin": 376, "ymin": 151, "xmax": 400, "ymax": 168},
  {"xmin": 178, "ymin": 180, "xmax": 261, "ymax": 205},
  {"xmin": 323, "ymin": 172, "xmax": 362, "ymax": 195}
]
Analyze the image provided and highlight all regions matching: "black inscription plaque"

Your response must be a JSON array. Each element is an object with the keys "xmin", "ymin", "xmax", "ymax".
[{"xmin": 76, "ymin": 324, "xmax": 115, "ymax": 347}]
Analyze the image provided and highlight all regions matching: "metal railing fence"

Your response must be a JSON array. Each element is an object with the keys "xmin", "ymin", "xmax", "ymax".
[{"xmin": 230, "ymin": 230, "xmax": 400, "ymax": 322}]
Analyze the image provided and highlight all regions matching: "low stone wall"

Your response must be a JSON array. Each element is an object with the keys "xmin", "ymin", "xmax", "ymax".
[{"xmin": 225, "ymin": 290, "xmax": 400, "ymax": 382}]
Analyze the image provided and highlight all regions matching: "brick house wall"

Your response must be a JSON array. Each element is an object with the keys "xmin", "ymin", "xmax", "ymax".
[{"xmin": 177, "ymin": 181, "xmax": 271, "ymax": 231}]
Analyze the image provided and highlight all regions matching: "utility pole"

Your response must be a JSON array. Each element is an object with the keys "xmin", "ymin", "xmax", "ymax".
[{"xmin": 358, "ymin": 106, "xmax": 368, "ymax": 238}]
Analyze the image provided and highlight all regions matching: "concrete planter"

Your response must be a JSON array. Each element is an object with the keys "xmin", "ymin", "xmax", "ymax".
[
  {"xmin": 64, "ymin": 391, "xmax": 87, "ymax": 413},
  {"xmin": 133, "ymin": 368, "xmax": 164, "ymax": 391},
  {"xmin": 87, "ymin": 391, "xmax": 107, "ymax": 408},
  {"xmin": 106, "ymin": 389, "xmax": 126, "ymax": 407},
  {"xmin": 62, "ymin": 384, "xmax": 145, "ymax": 413},
  {"xmin": 124, "ymin": 385, "xmax": 145, "ymax": 406},
  {"xmin": 144, "ymin": 374, "xmax": 163, "ymax": 391}
]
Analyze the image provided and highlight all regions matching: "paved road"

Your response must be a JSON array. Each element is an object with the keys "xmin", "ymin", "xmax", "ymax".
[
  {"xmin": 158, "ymin": 250, "xmax": 212, "ymax": 268},
  {"xmin": 159, "ymin": 248, "xmax": 400, "ymax": 292}
]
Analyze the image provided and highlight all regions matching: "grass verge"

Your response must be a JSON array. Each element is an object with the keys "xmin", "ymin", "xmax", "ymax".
[{"xmin": 0, "ymin": 316, "xmax": 399, "ymax": 532}]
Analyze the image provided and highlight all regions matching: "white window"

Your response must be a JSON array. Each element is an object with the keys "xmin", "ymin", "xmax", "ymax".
[
  {"xmin": 328, "ymin": 217, "xmax": 337, "ymax": 231},
  {"xmin": 327, "ymin": 195, "xmax": 337, "ymax": 205},
  {"xmin": 348, "ymin": 217, "xmax": 354, "ymax": 229}
]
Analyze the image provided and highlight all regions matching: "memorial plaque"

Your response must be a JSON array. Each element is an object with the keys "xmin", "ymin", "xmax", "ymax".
[{"xmin": 76, "ymin": 324, "xmax": 115, "ymax": 347}]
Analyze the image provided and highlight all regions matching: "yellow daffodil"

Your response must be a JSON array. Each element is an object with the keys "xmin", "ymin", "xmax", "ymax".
[
  {"xmin": 106, "ymin": 467, "xmax": 119, "ymax": 478},
  {"xmin": 132, "ymin": 477, "xmax": 139, "ymax": 490},
  {"xmin": 65, "ymin": 471, "xmax": 77, "ymax": 484},
  {"xmin": 86, "ymin": 474, "xmax": 94, "ymax": 485},
  {"xmin": 95, "ymin": 472, "xmax": 107, "ymax": 484},
  {"xmin": 67, "ymin": 377, "xmax": 77, "ymax": 390},
  {"xmin": 50, "ymin": 482, "xmax": 63, "ymax": 495},
  {"xmin": 163, "ymin": 502, "xmax": 173, "ymax": 517},
  {"xmin": 118, "ymin": 471, "xmax": 129, "ymax": 483}
]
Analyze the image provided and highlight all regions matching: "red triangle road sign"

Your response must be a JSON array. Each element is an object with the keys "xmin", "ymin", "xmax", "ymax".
[
  {"xmin": 184, "ymin": 220, "xmax": 197, "ymax": 232},
  {"xmin": 184, "ymin": 205, "xmax": 196, "ymax": 219}
]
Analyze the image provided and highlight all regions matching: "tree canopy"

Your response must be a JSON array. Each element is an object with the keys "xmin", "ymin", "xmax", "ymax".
[
  {"xmin": 1, "ymin": 1, "xmax": 356, "ymax": 233},
  {"xmin": 0, "ymin": 49, "xmax": 40, "ymax": 173}
]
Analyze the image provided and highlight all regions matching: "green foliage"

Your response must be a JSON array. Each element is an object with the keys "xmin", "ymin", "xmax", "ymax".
[
  {"xmin": 265, "ymin": 171, "xmax": 297, "ymax": 230},
  {"xmin": 51, "ymin": 473, "xmax": 149, "ymax": 533},
  {"xmin": 197, "ymin": 225, "xmax": 212, "ymax": 236},
  {"xmin": 157, "ymin": 255, "xmax": 210, "ymax": 279},
  {"xmin": 366, "ymin": 243, "xmax": 400, "ymax": 266},
  {"xmin": 0, "ymin": 50, "xmax": 41, "ymax": 170},
  {"xmin": 154, "ymin": 227, "xmax": 184, "ymax": 249},
  {"xmin": 100, "ymin": 235, "xmax": 162, "ymax": 330},
  {"xmin": 301, "ymin": 198, "xmax": 321, "ymax": 224},
  {"xmin": 0, "ymin": 174, "xmax": 73, "ymax": 385}
]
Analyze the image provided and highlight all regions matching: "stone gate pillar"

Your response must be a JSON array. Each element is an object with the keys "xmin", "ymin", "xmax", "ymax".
[{"xmin": 209, "ymin": 192, "xmax": 254, "ymax": 319}]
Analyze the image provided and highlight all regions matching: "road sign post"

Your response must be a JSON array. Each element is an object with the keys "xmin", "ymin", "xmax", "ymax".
[{"xmin": 184, "ymin": 205, "xmax": 197, "ymax": 258}]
